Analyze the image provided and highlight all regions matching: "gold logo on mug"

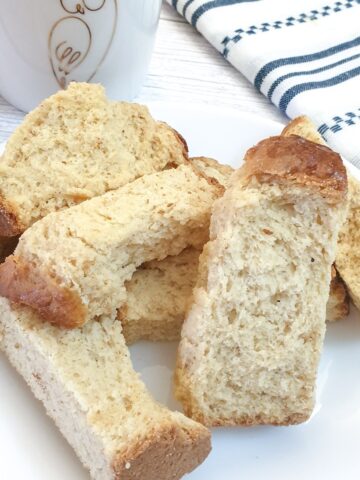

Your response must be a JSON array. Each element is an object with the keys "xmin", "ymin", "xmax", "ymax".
[{"xmin": 49, "ymin": 0, "xmax": 118, "ymax": 88}]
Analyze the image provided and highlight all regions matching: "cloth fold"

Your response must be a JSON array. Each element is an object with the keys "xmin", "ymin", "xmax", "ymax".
[{"xmin": 168, "ymin": 0, "xmax": 360, "ymax": 166}]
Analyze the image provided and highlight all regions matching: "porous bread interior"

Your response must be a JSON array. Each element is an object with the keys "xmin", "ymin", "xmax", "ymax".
[
  {"xmin": 10, "ymin": 165, "xmax": 220, "ymax": 325},
  {"xmin": 0, "ymin": 298, "xmax": 210, "ymax": 480},
  {"xmin": 336, "ymin": 176, "xmax": 360, "ymax": 310},
  {"xmin": 0, "ymin": 82, "xmax": 187, "ymax": 232},
  {"xmin": 120, "ymin": 247, "xmax": 201, "ymax": 344},
  {"xmin": 122, "ymin": 245, "xmax": 345, "ymax": 346},
  {"xmin": 122, "ymin": 247, "xmax": 348, "ymax": 345},
  {"xmin": 176, "ymin": 173, "xmax": 347, "ymax": 426}
]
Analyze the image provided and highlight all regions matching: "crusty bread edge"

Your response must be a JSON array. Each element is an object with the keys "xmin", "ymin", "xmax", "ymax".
[
  {"xmin": 165, "ymin": 124, "xmax": 189, "ymax": 161},
  {"xmin": 0, "ymin": 195, "xmax": 25, "ymax": 236},
  {"xmin": 155, "ymin": 122, "xmax": 189, "ymax": 170},
  {"xmin": 281, "ymin": 115, "xmax": 326, "ymax": 146},
  {"xmin": 189, "ymin": 161, "xmax": 226, "ymax": 196},
  {"xmin": 113, "ymin": 423, "xmax": 211, "ymax": 480},
  {"xmin": 240, "ymin": 135, "xmax": 347, "ymax": 204},
  {"xmin": 176, "ymin": 134, "xmax": 342, "ymax": 427},
  {"xmin": 0, "ymin": 255, "xmax": 87, "ymax": 328}
]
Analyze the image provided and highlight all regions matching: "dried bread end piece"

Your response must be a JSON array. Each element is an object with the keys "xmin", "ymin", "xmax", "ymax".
[{"xmin": 0, "ymin": 298, "xmax": 211, "ymax": 480}]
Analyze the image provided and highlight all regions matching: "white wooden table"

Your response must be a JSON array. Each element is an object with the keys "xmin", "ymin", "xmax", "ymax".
[{"xmin": 0, "ymin": 2, "xmax": 285, "ymax": 144}]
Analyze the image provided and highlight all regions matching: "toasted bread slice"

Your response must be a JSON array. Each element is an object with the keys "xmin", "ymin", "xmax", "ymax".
[
  {"xmin": 0, "ymin": 82, "xmax": 188, "ymax": 236},
  {"xmin": 0, "ymin": 299, "xmax": 210, "ymax": 480},
  {"xmin": 0, "ymin": 165, "xmax": 222, "ymax": 328},
  {"xmin": 175, "ymin": 136, "xmax": 347, "ymax": 426}
]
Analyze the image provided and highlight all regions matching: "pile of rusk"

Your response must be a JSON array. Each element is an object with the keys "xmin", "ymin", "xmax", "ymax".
[{"xmin": 0, "ymin": 83, "xmax": 358, "ymax": 480}]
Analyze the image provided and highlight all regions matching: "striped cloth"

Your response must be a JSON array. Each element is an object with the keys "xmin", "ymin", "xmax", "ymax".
[{"xmin": 168, "ymin": 0, "xmax": 360, "ymax": 166}]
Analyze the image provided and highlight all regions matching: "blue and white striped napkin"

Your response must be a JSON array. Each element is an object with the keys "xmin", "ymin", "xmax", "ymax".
[{"xmin": 168, "ymin": 0, "xmax": 360, "ymax": 166}]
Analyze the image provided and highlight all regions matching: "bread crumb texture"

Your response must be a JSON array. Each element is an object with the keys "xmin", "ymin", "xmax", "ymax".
[
  {"xmin": 121, "ymin": 246, "xmax": 348, "ymax": 346},
  {"xmin": 0, "ymin": 82, "xmax": 188, "ymax": 235},
  {"xmin": 175, "ymin": 136, "xmax": 348, "ymax": 426},
  {"xmin": 121, "ymin": 248, "xmax": 349, "ymax": 345},
  {"xmin": 0, "ymin": 298, "xmax": 211, "ymax": 480},
  {"xmin": 0, "ymin": 165, "xmax": 222, "ymax": 328},
  {"xmin": 120, "ymin": 247, "xmax": 201, "ymax": 344}
]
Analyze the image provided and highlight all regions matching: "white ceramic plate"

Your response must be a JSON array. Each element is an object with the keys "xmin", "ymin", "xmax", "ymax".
[{"xmin": 1, "ymin": 104, "xmax": 360, "ymax": 480}]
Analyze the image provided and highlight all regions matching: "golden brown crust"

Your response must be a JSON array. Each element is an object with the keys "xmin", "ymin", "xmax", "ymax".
[
  {"xmin": 0, "ymin": 255, "xmax": 87, "ymax": 328},
  {"xmin": 112, "ymin": 424, "xmax": 211, "ymax": 480},
  {"xmin": 282, "ymin": 116, "xmax": 306, "ymax": 135},
  {"xmin": 281, "ymin": 116, "xmax": 326, "ymax": 146},
  {"xmin": 241, "ymin": 135, "xmax": 347, "ymax": 203},
  {"xmin": 189, "ymin": 162, "xmax": 226, "ymax": 197},
  {"xmin": 159, "ymin": 123, "xmax": 189, "ymax": 166},
  {"xmin": 0, "ymin": 197, "xmax": 24, "ymax": 236},
  {"xmin": 172, "ymin": 128, "xmax": 189, "ymax": 159}
]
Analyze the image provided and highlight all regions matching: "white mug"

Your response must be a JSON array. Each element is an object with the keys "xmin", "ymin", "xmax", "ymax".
[{"xmin": 0, "ymin": 0, "xmax": 162, "ymax": 112}]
